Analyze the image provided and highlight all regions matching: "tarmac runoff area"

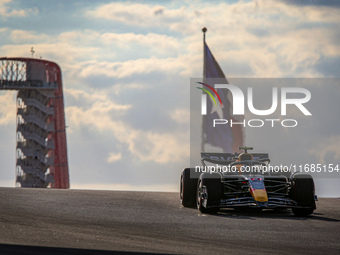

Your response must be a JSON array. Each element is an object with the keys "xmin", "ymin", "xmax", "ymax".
[{"xmin": 0, "ymin": 187, "xmax": 339, "ymax": 255}]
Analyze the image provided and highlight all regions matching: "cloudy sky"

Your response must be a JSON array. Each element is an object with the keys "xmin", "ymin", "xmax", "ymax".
[{"xmin": 0, "ymin": 0, "xmax": 339, "ymax": 195}]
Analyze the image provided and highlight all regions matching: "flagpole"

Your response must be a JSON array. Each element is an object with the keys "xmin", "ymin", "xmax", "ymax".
[
  {"xmin": 202, "ymin": 27, "xmax": 207, "ymax": 78},
  {"xmin": 201, "ymin": 27, "xmax": 207, "ymax": 152}
]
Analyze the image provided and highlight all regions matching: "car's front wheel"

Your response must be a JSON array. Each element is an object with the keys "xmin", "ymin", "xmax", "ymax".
[
  {"xmin": 196, "ymin": 173, "xmax": 222, "ymax": 214},
  {"xmin": 290, "ymin": 173, "xmax": 316, "ymax": 216}
]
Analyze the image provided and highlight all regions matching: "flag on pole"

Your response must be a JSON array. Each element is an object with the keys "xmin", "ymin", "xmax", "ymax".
[{"xmin": 201, "ymin": 34, "xmax": 245, "ymax": 153}]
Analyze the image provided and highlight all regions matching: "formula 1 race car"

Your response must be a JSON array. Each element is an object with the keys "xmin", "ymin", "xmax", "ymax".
[{"xmin": 180, "ymin": 147, "xmax": 317, "ymax": 216}]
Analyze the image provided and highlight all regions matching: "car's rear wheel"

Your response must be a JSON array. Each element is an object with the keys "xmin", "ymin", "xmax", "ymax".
[
  {"xmin": 196, "ymin": 173, "xmax": 222, "ymax": 214},
  {"xmin": 180, "ymin": 168, "xmax": 197, "ymax": 208},
  {"xmin": 290, "ymin": 173, "xmax": 316, "ymax": 216}
]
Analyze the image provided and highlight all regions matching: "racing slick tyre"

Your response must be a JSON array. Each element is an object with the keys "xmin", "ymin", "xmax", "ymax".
[
  {"xmin": 197, "ymin": 173, "xmax": 222, "ymax": 214},
  {"xmin": 290, "ymin": 173, "xmax": 316, "ymax": 216},
  {"xmin": 180, "ymin": 168, "xmax": 198, "ymax": 208}
]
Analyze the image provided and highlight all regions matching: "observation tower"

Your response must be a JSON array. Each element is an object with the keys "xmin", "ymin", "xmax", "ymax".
[{"xmin": 0, "ymin": 57, "xmax": 69, "ymax": 188}]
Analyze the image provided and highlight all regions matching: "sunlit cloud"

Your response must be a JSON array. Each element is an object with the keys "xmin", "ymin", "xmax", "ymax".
[
  {"xmin": 309, "ymin": 136, "xmax": 340, "ymax": 164},
  {"xmin": 170, "ymin": 108, "xmax": 190, "ymax": 124},
  {"xmin": 0, "ymin": 0, "xmax": 38, "ymax": 19},
  {"xmin": 0, "ymin": 91, "xmax": 17, "ymax": 126},
  {"xmin": 107, "ymin": 152, "xmax": 122, "ymax": 163},
  {"xmin": 86, "ymin": 2, "xmax": 188, "ymax": 28}
]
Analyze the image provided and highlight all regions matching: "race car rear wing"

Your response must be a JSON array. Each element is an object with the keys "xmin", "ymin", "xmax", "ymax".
[{"xmin": 201, "ymin": 152, "xmax": 269, "ymax": 166}]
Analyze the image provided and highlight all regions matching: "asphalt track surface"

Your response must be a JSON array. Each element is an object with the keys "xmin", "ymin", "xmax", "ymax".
[{"xmin": 0, "ymin": 188, "xmax": 339, "ymax": 255}]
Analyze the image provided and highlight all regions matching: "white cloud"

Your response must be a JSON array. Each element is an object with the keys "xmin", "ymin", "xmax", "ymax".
[
  {"xmin": 111, "ymin": 83, "xmax": 147, "ymax": 96},
  {"xmin": 86, "ymin": 0, "xmax": 338, "ymax": 33},
  {"xmin": 65, "ymin": 88, "xmax": 189, "ymax": 164},
  {"xmin": 170, "ymin": 108, "xmax": 190, "ymax": 124},
  {"xmin": 127, "ymin": 131, "xmax": 189, "ymax": 164},
  {"xmin": 58, "ymin": 30, "xmax": 100, "ymax": 45},
  {"xmin": 309, "ymin": 136, "xmax": 340, "ymax": 164},
  {"xmin": 1, "ymin": 29, "xmax": 188, "ymax": 81},
  {"xmin": 65, "ymin": 87, "xmax": 130, "ymax": 108},
  {"xmin": 86, "ymin": 3, "xmax": 187, "ymax": 28},
  {"xmin": 0, "ymin": 91, "xmax": 16, "ymax": 126},
  {"xmin": 67, "ymin": 102, "xmax": 189, "ymax": 164},
  {"xmin": 100, "ymin": 32, "xmax": 181, "ymax": 55},
  {"xmin": 2, "ymin": 0, "xmax": 338, "ymax": 80},
  {"xmin": 83, "ymin": 0, "xmax": 340, "ymax": 78},
  {"xmin": 0, "ymin": 0, "xmax": 38, "ymax": 18},
  {"xmin": 107, "ymin": 152, "xmax": 122, "ymax": 163},
  {"xmin": 77, "ymin": 56, "xmax": 190, "ymax": 79},
  {"xmin": 10, "ymin": 30, "xmax": 51, "ymax": 44},
  {"xmin": 65, "ymin": 88, "xmax": 132, "ymax": 133}
]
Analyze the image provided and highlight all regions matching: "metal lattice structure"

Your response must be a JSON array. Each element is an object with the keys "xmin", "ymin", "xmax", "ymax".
[{"xmin": 0, "ymin": 57, "xmax": 69, "ymax": 189}]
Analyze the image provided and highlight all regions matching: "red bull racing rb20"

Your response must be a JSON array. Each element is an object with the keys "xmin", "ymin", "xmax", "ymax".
[{"xmin": 180, "ymin": 147, "xmax": 317, "ymax": 216}]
